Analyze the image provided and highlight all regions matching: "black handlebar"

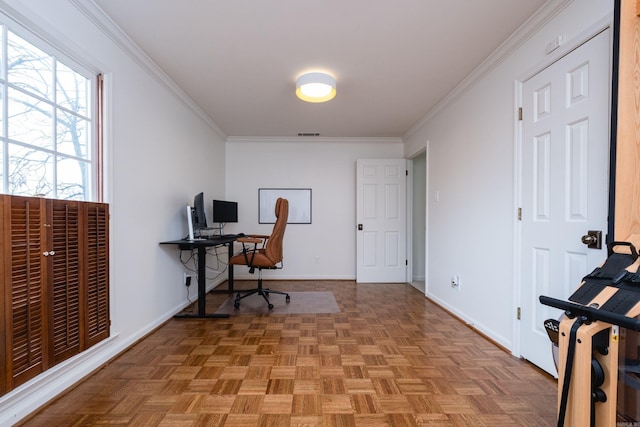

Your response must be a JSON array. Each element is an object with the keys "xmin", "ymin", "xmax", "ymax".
[{"xmin": 539, "ymin": 295, "xmax": 640, "ymax": 331}]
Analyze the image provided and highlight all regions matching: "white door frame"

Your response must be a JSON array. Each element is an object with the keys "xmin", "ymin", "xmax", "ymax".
[
  {"xmin": 512, "ymin": 16, "xmax": 613, "ymax": 358},
  {"xmin": 406, "ymin": 147, "xmax": 429, "ymax": 292},
  {"xmin": 425, "ymin": 142, "xmax": 430, "ymax": 297},
  {"xmin": 406, "ymin": 156, "xmax": 414, "ymax": 285}
]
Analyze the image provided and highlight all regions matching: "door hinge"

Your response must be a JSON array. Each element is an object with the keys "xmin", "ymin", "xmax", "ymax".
[
  {"xmin": 517, "ymin": 207, "xmax": 522, "ymax": 221},
  {"xmin": 517, "ymin": 307, "xmax": 521, "ymax": 320},
  {"xmin": 406, "ymin": 170, "xmax": 408, "ymax": 176},
  {"xmin": 518, "ymin": 107, "xmax": 523, "ymax": 121}
]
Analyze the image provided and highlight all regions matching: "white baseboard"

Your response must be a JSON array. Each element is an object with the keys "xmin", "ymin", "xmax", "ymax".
[
  {"xmin": 427, "ymin": 293, "xmax": 513, "ymax": 352},
  {"xmin": 0, "ymin": 334, "xmax": 121, "ymax": 426}
]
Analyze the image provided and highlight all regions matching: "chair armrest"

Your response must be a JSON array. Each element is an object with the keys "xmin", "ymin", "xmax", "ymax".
[
  {"xmin": 237, "ymin": 237, "xmax": 263, "ymax": 244},
  {"xmin": 249, "ymin": 234, "xmax": 270, "ymax": 239}
]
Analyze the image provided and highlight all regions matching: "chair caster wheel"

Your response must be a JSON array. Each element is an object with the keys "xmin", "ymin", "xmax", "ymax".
[
  {"xmin": 286, "ymin": 295, "xmax": 290, "ymax": 303},
  {"xmin": 268, "ymin": 304, "xmax": 274, "ymax": 310}
]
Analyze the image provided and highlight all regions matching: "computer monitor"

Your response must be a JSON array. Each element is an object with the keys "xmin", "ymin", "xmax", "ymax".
[
  {"xmin": 213, "ymin": 200, "xmax": 238, "ymax": 223},
  {"xmin": 192, "ymin": 192, "xmax": 208, "ymax": 231}
]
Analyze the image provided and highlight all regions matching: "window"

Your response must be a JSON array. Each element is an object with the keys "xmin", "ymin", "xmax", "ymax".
[{"xmin": 0, "ymin": 19, "xmax": 100, "ymax": 201}]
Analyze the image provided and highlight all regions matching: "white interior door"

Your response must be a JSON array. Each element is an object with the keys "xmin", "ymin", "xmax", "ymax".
[
  {"xmin": 519, "ymin": 29, "xmax": 611, "ymax": 375},
  {"xmin": 356, "ymin": 159, "xmax": 407, "ymax": 283}
]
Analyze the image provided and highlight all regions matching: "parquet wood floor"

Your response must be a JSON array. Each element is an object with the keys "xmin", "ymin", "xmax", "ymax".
[{"xmin": 19, "ymin": 281, "xmax": 558, "ymax": 426}]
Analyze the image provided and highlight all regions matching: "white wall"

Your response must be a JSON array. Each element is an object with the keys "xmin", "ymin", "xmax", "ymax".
[
  {"xmin": 0, "ymin": 1, "xmax": 227, "ymax": 424},
  {"xmin": 403, "ymin": 0, "xmax": 613, "ymax": 350},
  {"xmin": 225, "ymin": 138, "xmax": 403, "ymax": 279}
]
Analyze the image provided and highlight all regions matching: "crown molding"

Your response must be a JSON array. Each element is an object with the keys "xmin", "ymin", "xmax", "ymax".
[
  {"xmin": 226, "ymin": 136, "xmax": 403, "ymax": 144},
  {"xmin": 70, "ymin": 0, "xmax": 227, "ymax": 140},
  {"xmin": 403, "ymin": 0, "xmax": 573, "ymax": 140}
]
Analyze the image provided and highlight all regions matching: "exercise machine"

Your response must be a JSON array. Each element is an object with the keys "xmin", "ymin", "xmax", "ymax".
[{"xmin": 541, "ymin": 238, "xmax": 640, "ymax": 426}]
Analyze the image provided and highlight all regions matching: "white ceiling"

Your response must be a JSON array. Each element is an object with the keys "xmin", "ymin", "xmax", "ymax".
[{"xmin": 92, "ymin": 0, "xmax": 547, "ymax": 138}]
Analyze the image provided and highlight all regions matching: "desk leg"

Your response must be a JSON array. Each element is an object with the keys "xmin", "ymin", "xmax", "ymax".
[
  {"xmin": 228, "ymin": 241, "xmax": 234, "ymax": 292},
  {"xmin": 174, "ymin": 247, "xmax": 230, "ymax": 319}
]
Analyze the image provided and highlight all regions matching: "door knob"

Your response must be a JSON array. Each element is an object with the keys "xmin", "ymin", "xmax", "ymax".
[{"xmin": 581, "ymin": 230, "xmax": 602, "ymax": 249}]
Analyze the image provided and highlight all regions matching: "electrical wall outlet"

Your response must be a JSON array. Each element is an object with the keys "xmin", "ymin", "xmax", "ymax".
[
  {"xmin": 184, "ymin": 273, "xmax": 192, "ymax": 287},
  {"xmin": 451, "ymin": 275, "xmax": 460, "ymax": 290}
]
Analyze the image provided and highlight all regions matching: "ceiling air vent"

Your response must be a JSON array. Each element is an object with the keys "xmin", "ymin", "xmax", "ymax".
[{"xmin": 297, "ymin": 132, "xmax": 320, "ymax": 137}]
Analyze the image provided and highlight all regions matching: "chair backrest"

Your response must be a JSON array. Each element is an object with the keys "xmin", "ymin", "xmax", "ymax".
[{"xmin": 265, "ymin": 198, "xmax": 288, "ymax": 264}]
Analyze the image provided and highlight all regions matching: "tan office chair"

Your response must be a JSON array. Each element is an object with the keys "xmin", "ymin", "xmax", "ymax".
[{"xmin": 229, "ymin": 198, "xmax": 290, "ymax": 309}]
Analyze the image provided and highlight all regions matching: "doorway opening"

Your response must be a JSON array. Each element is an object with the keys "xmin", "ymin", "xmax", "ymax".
[{"xmin": 410, "ymin": 150, "xmax": 427, "ymax": 293}]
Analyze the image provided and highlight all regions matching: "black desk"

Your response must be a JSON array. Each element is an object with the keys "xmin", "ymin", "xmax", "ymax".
[{"xmin": 160, "ymin": 235, "xmax": 237, "ymax": 318}]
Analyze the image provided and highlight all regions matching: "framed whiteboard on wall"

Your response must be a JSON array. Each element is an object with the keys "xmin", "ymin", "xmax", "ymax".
[{"xmin": 259, "ymin": 188, "xmax": 312, "ymax": 224}]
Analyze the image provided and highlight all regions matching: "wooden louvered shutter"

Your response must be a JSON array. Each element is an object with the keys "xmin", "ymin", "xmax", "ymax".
[
  {"xmin": 3, "ymin": 196, "xmax": 48, "ymax": 389},
  {"xmin": 83, "ymin": 202, "xmax": 109, "ymax": 346},
  {"xmin": 1, "ymin": 196, "xmax": 109, "ymax": 396},
  {"xmin": 50, "ymin": 200, "xmax": 81, "ymax": 364}
]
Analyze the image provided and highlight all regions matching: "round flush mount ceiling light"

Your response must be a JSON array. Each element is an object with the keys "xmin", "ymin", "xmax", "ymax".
[{"xmin": 296, "ymin": 72, "xmax": 336, "ymax": 103}]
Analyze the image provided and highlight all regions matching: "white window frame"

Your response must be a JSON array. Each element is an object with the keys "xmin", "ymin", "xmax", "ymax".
[{"xmin": 0, "ymin": 11, "xmax": 101, "ymax": 202}]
